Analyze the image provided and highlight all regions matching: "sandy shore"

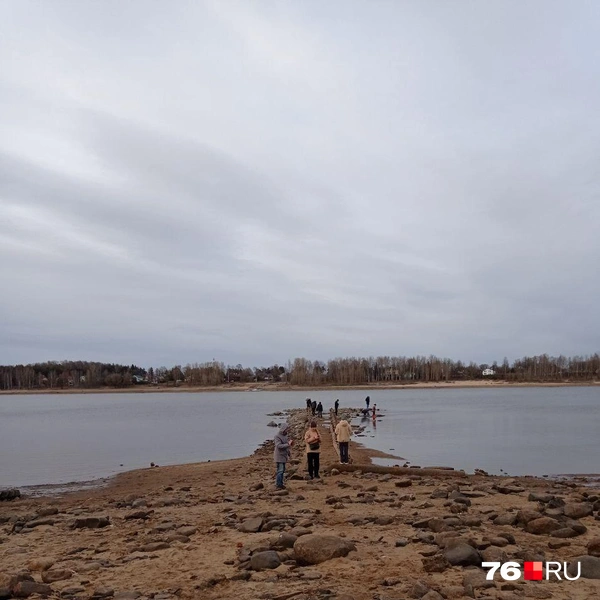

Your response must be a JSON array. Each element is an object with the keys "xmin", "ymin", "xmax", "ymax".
[
  {"xmin": 1, "ymin": 379, "xmax": 598, "ymax": 395},
  {"xmin": 1, "ymin": 408, "xmax": 600, "ymax": 600}
]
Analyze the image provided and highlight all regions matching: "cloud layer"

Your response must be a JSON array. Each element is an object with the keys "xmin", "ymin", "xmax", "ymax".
[{"xmin": 1, "ymin": 0, "xmax": 599, "ymax": 367}]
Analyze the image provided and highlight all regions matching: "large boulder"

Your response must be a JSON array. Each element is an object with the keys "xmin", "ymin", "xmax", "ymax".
[
  {"xmin": 0, "ymin": 489, "xmax": 21, "ymax": 501},
  {"xmin": 294, "ymin": 535, "xmax": 356, "ymax": 565},
  {"xmin": 249, "ymin": 551, "xmax": 281, "ymax": 571},
  {"xmin": 525, "ymin": 517, "xmax": 561, "ymax": 535},
  {"xmin": 567, "ymin": 556, "xmax": 600, "ymax": 579}
]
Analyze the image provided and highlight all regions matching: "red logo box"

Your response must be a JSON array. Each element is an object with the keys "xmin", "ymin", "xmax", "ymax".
[{"xmin": 524, "ymin": 561, "xmax": 543, "ymax": 581}]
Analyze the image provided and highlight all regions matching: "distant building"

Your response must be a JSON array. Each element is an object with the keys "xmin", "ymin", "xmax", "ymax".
[{"xmin": 482, "ymin": 368, "xmax": 496, "ymax": 376}]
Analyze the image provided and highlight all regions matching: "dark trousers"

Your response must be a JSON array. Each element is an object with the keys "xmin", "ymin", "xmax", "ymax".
[
  {"xmin": 307, "ymin": 452, "xmax": 320, "ymax": 478},
  {"xmin": 339, "ymin": 442, "xmax": 349, "ymax": 463}
]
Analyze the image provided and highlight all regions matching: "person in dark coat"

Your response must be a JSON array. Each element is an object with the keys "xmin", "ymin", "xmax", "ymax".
[
  {"xmin": 365, "ymin": 396, "xmax": 370, "ymax": 410},
  {"xmin": 316, "ymin": 401, "xmax": 323, "ymax": 418},
  {"xmin": 273, "ymin": 424, "xmax": 294, "ymax": 489},
  {"xmin": 306, "ymin": 398, "xmax": 312, "ymax": 414},
  {"xmin": 311, "ymin": 400, "xmax": 317, "ymax": 416},
  {"xmin": 334, "ymin": 399, "xmax": 339, "ymax": 415}
]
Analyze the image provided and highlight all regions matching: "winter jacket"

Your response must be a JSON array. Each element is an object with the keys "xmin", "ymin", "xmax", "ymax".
[
  {"xmin": 274, "ymin": 425, "xmax": 292, "ymax": 463},
  {"xmin": 304, "ymin": 427, "xmax": 321, "ymax": 454},
  {"xmin": 335, "ymin": 419, "xmax": 352, "ymax": 443}
]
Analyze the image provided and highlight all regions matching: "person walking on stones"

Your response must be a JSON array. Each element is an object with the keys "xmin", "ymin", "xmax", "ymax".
[
  {"xmin": 365, "ymin": 396, "xmax": 370, "ymax": 410},
  {"xmin": 316, "ymin": 401, "xmax": 323, "ymax": 418},
  {"xmin": 274, "ymin": 424, "xmax": 294, "ymax": 489},
  {"xmin": 335, "ymin": 418, "xmax": 352, "ymax": 464},
  {"xmin": 306, "ymin": 398, "xmax": 312, "ymax": 414},
  {"xmin": 311, "ymin": 400, "xmax": 317, "ymax": 416},
  {"xmin": 304, "ymin": 420, "xmax": 321, "ymax": 479},
  {"xmin": 334, "ymin": 398, "xmax": 339, "ymax": 416}
]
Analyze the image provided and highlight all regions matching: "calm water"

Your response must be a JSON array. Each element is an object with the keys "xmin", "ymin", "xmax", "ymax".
[{"xmin": 0, "ymin": 387, "xmax": 598, "ymax": 488}]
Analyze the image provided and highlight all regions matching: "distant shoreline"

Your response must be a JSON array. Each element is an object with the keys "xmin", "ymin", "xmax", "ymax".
[{"xmin": 1, "ymin": 379, "xmax": 598, "ymax": 395}]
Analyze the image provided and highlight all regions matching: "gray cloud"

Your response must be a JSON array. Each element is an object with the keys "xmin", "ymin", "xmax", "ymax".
[{"xmin": 1, "ymin": 0, "xmax": 599, "ymax": 367}]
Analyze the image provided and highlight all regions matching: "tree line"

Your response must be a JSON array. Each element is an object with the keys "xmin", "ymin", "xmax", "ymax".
[{"xmin": 0, "ymin": 353, "xmax": 598, "ymax": 391}]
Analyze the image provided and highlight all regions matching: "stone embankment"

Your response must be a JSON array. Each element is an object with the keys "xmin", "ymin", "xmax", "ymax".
[{"xmin": 1, "ymin": 407, "xmax": 600, "ymax": 600}]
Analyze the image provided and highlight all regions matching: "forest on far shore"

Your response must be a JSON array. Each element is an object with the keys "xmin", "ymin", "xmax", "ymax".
[{"xmin": 0, "ymin": 353, "xmax": 599, "ymax": 391}]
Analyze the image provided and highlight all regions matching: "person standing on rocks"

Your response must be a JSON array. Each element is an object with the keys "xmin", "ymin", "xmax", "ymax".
[
  {"xmin": 306, "ymin": 398, "xmax": 312, "ymax": 414},
  {"xmin": 274, "ymin": 424, "xmax": 294, "ymax": 489},
  {"xmin": 304, "ymin": 420, "xmax": 321, "ymax": 479},
  {"xmin": 365, "ymin": 396, "xmax": 370, "ymax": 410},
  {"xmin": 335, "ymin": 418, "xmax": 352, "ymax": 464},
  {"xmin": 311, "ymin": 400, "xmax": 317, "ymax": 416},
  {"xmin": 316, "ymin": 401, "xmax": 323, "ymax": 418},
  {"xmin": 334, "ymin": 399, "xmax": 339, "ymax": 416}
]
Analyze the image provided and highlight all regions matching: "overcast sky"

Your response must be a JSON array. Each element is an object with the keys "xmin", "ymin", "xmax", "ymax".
[{"xmin": 1, "ymin": 1, "xmax": 599, "ymax": 368}]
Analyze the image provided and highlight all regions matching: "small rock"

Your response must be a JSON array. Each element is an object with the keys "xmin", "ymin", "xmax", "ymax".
[
  {"xmin": 71, "ymin": 516, "xmax": 110, "ymax": 529},
  {"xmin": 444, "ymin": 542, "xmax": 481, "ymax": 566},
  {"xmin": 124, "ymin": 510, "xmax": 153, "ymax": 521},
  {"xmin": 274, "ymin": 532, "xmax": 297, "ymax": 549},
  {"xmin": 114, "ymin": 592, "xmax": 141, "ymax": 600},
  {"xmin": 588, "ymin": 538, "xmax": 600, "ymax": 557},
  {"xmin": 494, "ymin": 513, "xmax": 517, "ymax": 526},
  {"xmin": 12, "ymin": 581, "xmax": 52, "ymax": 598},
  {"xmin": 135, "ymin": 542, "xmax": 170, "ymax": 552},
  {"xmin": 526, "ymin": 517, "xmax": 561, "ymax": 535},
  {"xmin": 550, "ymin": 527, "xmax": 579, "ymax": 538},
  {"xmin": 41, "ymin": 569, "xmax": 72, "ymax": 583},
  {"xmin": 249, "ymin": 551, "xmax": 281, "ymax": 571},
  {"xmin": 395, "ymin": 479, "xmax": 412, "ymax": 488},
  {"xmin": 409, "ymin": 580, "xmax": 431, "ymax": 598},
  {"xmin": 92, "ymin": 587, "xmax": 115, "ymax": 598},
  {"xmin": 238, "ymin": 517, "xmax": 263, "ymax": 533},
  {"xmin": 61, "ymin": 587, "xmax": 86, "ymax": 597},
  {"xmin": 422, "ymin": 591, "xmax": 444, "ymax": 600},
  {"xmin": 293, "ymin": 534, "xmax": 356, "ymax": 565},
  {"xmin": 563, "ymin": 502, "xmax": 594, "ymax": 519},
  {"xmin": 422, "ymin": 554, "xmax": 449, "ymax": 573},
  {"xmin": 27, "ymin": 559, "xmax": 55, "ymax": 572}
]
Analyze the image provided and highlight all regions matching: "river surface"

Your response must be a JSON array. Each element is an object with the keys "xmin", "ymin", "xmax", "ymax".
[{"xmin": 0, "ymin": 386, "xmax": 598, "ymax": 488}]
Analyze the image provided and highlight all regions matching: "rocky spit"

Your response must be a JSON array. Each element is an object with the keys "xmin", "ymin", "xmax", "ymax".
[{"xmin": 1, "ymin": 407, "xmax": 599, "ymax": 600}]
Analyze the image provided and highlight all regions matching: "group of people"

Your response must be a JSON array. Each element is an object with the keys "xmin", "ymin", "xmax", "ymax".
[
  {"xmin": 305, "ymin": 398, "xmax": 324, "ymax": 418},
  {"xmin": 306, "ymin": 397, "xmax": 341, "ymax": 417},
  {"xmin": 274, "ymin": 399, "xmax": 357, "ymax": 488},
  {"xmin": 361, "ymin": 395, "xmax": 377, "ymax": 419}
]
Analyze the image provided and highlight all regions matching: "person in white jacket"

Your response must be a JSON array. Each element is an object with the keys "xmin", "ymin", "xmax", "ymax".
[{"xmin": 334, "ymin": 419, "xmax": 352, "ymax": 464}]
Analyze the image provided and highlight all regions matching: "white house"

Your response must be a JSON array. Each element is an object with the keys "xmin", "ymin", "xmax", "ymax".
[{"xmin": 482, "ymin": 368, "xmax": 496, "ymax": 376}]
